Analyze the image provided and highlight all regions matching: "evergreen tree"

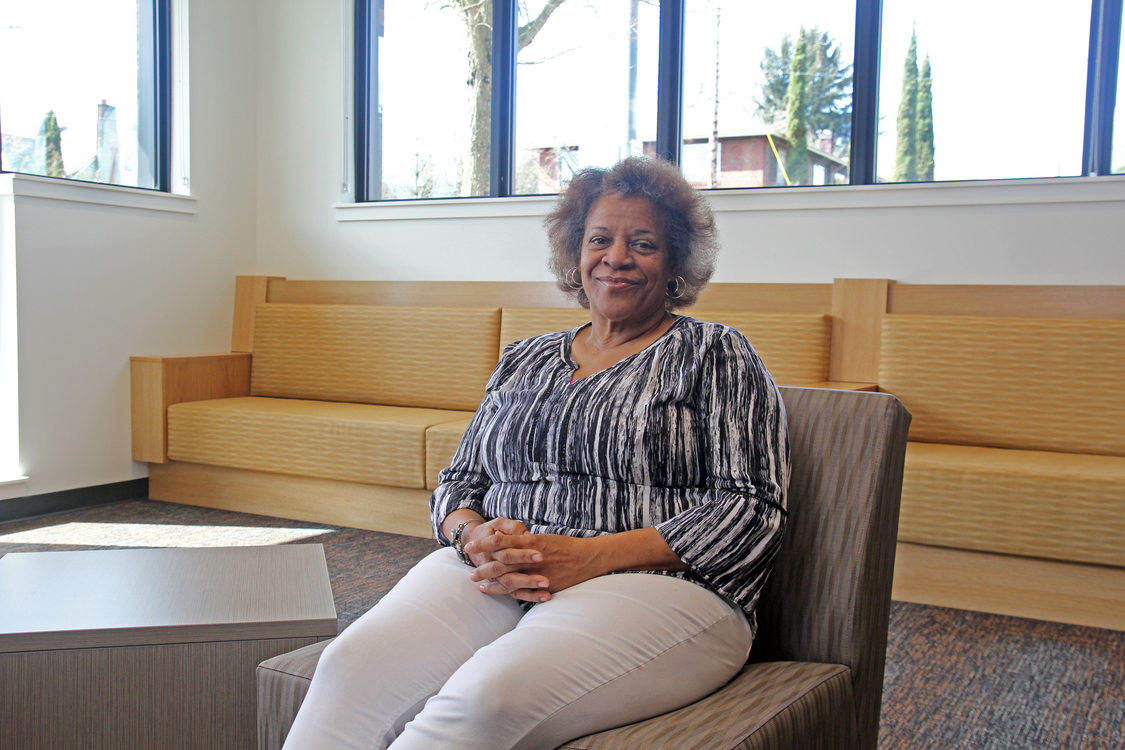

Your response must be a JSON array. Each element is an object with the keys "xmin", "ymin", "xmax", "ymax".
[
  {"xmin": 757, "ymin": 27, "xmax": 852, "ymax": 156},
  {"xmin": 916, "ymin": 55, "xmax": 935, "ymax": 181},
  {"xmin": 894, "ymin": 31, "xmax": 919, "ymax": 181},
  {"xmin": 41, "ymin": 110, "xmax": 66, "ymax": 178},
  {"xmin": 784, "ymin": 33, "xmax": 811, "ymax": 185}
]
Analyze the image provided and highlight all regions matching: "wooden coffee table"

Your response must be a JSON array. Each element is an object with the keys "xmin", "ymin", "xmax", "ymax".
[{"xmin": 0, "ymin": 544, "xmax": 337, "ymax": 750}]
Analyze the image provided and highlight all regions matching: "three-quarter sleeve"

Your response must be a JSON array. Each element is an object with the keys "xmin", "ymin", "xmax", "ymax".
[
  {"xmin": 656, "ymin": 330, "xmax": 790, "ymax": 612},
  {"xmin": 428, "ymin": 341, "xmax": 521, "ymax": 543}
]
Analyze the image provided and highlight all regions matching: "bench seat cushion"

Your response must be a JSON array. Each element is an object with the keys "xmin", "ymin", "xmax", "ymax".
[
  {"xmin": 168, "ymin": 397, "xmax": 473, "ymax": 489},
  {"xmin": 900, "ymin": 442, "xmax": 1125, "ymax": 567}
]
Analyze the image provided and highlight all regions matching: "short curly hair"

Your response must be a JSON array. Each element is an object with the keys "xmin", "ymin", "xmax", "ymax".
[{"xmin": 544, "ymin": 156, "xmax": 718, "ymax": 310}]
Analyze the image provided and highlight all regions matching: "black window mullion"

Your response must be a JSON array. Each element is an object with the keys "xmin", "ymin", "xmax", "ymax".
[
  {"xmin": 850, "ymin": 0, "xmax": 882, "ymax": 185},
  {"xmin": 655, "ymin": 0, "xmax": 685, "ymax": 165},
  {"xmin": 354, "ymin": 0, "xmax": 382, "ymax": 202},
  {"xmin": 1083, "ymin": 0, "xmax": 1123, "ymax": 175},
  {"xmin": 490, "ymin": 0, "xmax": 517, "ymax": 197},
  {"xmin": 137, "ymin": 0, "xmax": 172, "ymax": 192}
]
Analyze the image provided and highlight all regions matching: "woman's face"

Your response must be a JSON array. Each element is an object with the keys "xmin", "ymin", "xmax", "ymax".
[{"xmin": 579, "ymin": 193, "xmax": 673, "ymax": 324}]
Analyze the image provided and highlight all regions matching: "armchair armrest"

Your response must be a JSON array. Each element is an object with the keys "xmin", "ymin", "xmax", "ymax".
[{"xmin": 130, "ymin": 353, "xmax": 251, "ymax": 462}]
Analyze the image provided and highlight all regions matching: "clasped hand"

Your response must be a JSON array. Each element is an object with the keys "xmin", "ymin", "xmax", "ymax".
[{"xmin": 462, "ymin": 518, "xmax": 599, "ymax": 603}]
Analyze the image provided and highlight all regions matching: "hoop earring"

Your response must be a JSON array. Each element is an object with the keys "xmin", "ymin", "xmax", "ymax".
[
  {"xmin": 565, "ymin": 267, "xmax": 583, "ymax": 290},
  {"xmin": 666, "ymin": 275, "xmax": 687, "ymax": 300}
]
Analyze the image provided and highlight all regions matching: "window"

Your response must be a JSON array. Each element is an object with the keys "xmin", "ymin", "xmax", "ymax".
[
  {"xmin": 0, "ymin": 0, "xmax": 170, "ymax": 191},
  {"xmin": 513, "ymin": 2, "xmax": 659, "ymax": 195},
  {"xmin": 355, "ymin": 0, "xmax": 1123, "ymax": 200},
  {"xmin": 363, "ymin": 3, "xmax": 486, "ymax": 199},
  {"xmin": 877, "ymin": 0, "xmax": 1089, "ymax": 181},
  {"xmin": 682, "ymin": 1, "xmax": 855, "ymax": 188},
  {"xmin": 1111, "ymin": 6, "xmax": 1125, "ymax": 173}
]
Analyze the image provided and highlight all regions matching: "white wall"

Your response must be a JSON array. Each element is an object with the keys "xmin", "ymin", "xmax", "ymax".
[
  {"xmin": 254, "ymin": 0, "xmax": 1125, "ymax": 286},
  {"xmin": 2, "ymin": 0, "xmax": 1123, "ymax": 502},
  {"xmin": 0, "ymin": 0, "xmax": 259, "ymax": 501}
]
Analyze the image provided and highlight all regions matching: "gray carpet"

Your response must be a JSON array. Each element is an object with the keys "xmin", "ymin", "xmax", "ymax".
[{"xmin": 2, "ymin": 498, "xmax": 1122, "ymax": 749}]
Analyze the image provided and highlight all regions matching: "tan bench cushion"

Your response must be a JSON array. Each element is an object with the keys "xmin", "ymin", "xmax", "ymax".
[
  {"xmin": 899, "ymin": 441, "xmax": 1125, "ymax": 567},
  {"xmin": 251, "ymin": 304, "xmax": 500, "ymax": 412},
  {"xmin": 499, "ymin": 307, "xmax": 590, "ymax": 353},
  {"xmin": 425, "ymin": 416, "xmax": 475, "ymax": 490},
  {"xmin": 692, "ymin": 311, "xmax": 831, "ymax": 385},
  {"xmin": 500, "ymin": 308, "xmax": 830, "ymax": 385},
  {"xmin": 168, "ymin": 397, "xmax": 470, "ymax": 489},
  {"xmin": 881, "ymin": 315, "xmax": 1125, "ymax": 455}
]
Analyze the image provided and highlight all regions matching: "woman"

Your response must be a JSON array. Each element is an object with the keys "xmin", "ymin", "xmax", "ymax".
[{"xmin": 283, "ymin": 157, "xmax": 789, "ymax": 749}]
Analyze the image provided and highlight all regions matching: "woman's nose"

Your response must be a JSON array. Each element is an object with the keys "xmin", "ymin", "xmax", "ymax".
[{"xmin": 603, "ymin": 239, "xmax": 632, "ymax": 266}]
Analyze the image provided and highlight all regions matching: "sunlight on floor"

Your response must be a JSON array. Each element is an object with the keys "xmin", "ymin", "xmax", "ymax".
[{"xmin": 0, "ymin": 522, "xmax": 334, "ymax": 548}]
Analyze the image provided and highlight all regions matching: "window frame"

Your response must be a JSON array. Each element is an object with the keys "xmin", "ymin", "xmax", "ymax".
[
  {"xmin": 0, "ymin": 0, "xmax": 173, "ymax": 193},
  {"xmin": 353, "ymin": 0, "xmax": 1124, "ymax": 202}
]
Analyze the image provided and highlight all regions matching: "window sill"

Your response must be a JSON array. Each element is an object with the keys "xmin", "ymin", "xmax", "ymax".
[
  {"xmin": 0, "ymin": 173, "xmax": 197, "ymax": 215},
  {"xmin": 333, "ymin": 175, "xmax": 1125, "ymax": 222}
]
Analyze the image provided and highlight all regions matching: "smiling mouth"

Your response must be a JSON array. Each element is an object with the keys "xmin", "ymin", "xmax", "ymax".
[{"xmin": 596, "ymin": 276, "xmax": 640, "ymax": 290}]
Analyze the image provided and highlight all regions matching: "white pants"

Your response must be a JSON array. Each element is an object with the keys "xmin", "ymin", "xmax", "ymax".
[{"xmin": 283, "ymin": 548, "xmax": 752, "ymax": 750}]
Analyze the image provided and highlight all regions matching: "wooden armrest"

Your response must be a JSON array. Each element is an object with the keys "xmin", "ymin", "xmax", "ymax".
[
  {"xmin": 811, "ymin": 381, "xmax": 880, "ymax": 392},
  {"xmin": 130, "ymin": 353, "xmax": 252, "ymax": 462},
  {"xmin": 783, "ymin": 381, "xmax": 879, "ymax": 392}
]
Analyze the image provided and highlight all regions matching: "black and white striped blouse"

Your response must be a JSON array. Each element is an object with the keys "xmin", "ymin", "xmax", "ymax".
[{"xmin": 430, "ymin": 315, "xmax": 790, "ymax": 619}]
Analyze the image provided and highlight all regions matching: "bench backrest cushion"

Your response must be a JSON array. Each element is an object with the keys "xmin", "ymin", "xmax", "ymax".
[
  {"xmin": 499, "ymin": 307, "xmax": 590, "ymax": 355},
  {"xmin": 251, "ymin": 304, "xmax": 501, "ymax": 411},
  {"xmin": 692, "ymin": 312, "xmax": 831, "ymax": 385},
  {"xmin": 499, "ymin": 308, "xmax": 830, "ymax": 386},
  {"xmin": 880, "ymin": 314, "xmax": 1125, "ymax": 456}
]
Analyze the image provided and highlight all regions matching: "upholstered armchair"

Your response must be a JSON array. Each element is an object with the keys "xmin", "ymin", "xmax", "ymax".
[{"xmin": 258, "ymin": 387, "xmax": 911, "ymax": 749}]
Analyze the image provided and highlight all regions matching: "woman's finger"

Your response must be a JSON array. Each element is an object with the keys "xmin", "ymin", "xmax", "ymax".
[
  {"xmin": 476, "ymin": 572, "xmax": 550, "ymax": 597},
  {"xmin": 488, "ymin": 517, "xmax": 529, "ymax": 536},
  {"xmin": 469, "ymin": 557, "xmax": 544, "ymax": 582},
  {"xmin": 491, "ymin": 547, "xmax": 543, "ymax": 566},
  {"xmin": 507, "ymin": 587, "xmax": 553, "ymax": 604},
  {"xmin": 465, "ymin": 531, "xmax": 537, "ymax": 557}
]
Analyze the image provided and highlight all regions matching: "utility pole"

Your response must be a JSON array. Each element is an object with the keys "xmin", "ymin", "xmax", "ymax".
[{"xmin": 710, "ymin": 4, "xmax": 721, "ymax": 187}]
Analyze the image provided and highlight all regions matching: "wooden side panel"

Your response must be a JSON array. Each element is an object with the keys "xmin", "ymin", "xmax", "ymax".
[
  {"xmin": 130, "ymin": 359, "xmax": 167, "ymax": 462},
  {"xmin": 888, "ymin": 284, "xmax": 1125, "ymax": 318},
  {"xmin": 130, "ymin": 354, "xmax": 252, "ymax": 463},
  {"xmin": 688, "ymin": 283, "xmax": 832, "ymax": 313},
  {"xmin": 268, "ymin": 280, "xmax": 576, "ymax": 308},
  {"xmin": 893, "ymin": 542, "xmax": 1125, "ymax": 632},
  {"xmin": 829, "ymin": 278, "xmax": 890, "ymax": 383},
  {"xmin": 149, "ymin": 461, "xmax": 434, "ymax": 538},
  {"xmin": 233, "ymin": 276, "xmax": 284, "ymax": 352},
  {"xmin": 265, "ymin": 280, "xmax": 834, "ymax": 313}
]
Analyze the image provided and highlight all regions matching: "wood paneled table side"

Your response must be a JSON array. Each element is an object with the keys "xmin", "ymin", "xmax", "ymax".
[{"xmin": 0, "ymin": 544, "xmax": 337, "ymax": 750}]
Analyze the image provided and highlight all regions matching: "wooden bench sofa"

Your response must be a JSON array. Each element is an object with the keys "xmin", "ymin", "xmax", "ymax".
[
  {"xmin": 130, "ymin": 277, "xmax": 1124, "ymax": 626},
  {"xmin": 131, "ymin": 276, "xmax": 872, "ymax": 537}
]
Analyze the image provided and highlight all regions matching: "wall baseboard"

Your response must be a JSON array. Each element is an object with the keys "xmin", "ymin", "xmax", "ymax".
[{"xmin": 0, "ymin": 478, "xmax": 149, "ymax": 524}]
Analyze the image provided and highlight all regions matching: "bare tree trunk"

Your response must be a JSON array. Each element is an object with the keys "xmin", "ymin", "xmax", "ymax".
[
  {"xmin": 452, "ymin": 0, "xmax": 569, "ymax": 196},
  {"xmin": 456, "ymin": 1, "xmax": 493, "ymax": 196}
]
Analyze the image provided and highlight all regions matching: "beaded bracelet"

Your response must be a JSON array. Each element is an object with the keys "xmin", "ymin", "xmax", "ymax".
[{"xmin": 451, "ymin": 519, "xmax": 480, "ymax": 566}]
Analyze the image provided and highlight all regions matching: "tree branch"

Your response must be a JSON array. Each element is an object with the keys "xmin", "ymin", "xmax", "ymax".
[{"xmin": 518, "ymin": 0, "xmax": 568, "ymax": 52}]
